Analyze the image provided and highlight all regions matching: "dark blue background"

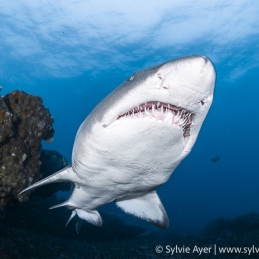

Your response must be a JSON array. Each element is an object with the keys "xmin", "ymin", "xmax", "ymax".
[{"xmin": 1, "ymin": 1, "xmax": 259, "ymax": 233}]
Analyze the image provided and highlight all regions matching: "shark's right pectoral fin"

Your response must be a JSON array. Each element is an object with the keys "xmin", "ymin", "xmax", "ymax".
[
  {"xmin": 115, "ymin": 190, "xmax": 169, "ymax": 229},
  {"xmin": 19, "ymin": 164, "xmax": 80, "ymax": 195}
]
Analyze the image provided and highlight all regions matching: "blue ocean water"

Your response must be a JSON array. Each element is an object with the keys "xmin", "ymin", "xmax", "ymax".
[{"xmin": 1, "ymin": 1, "xmax": 259, "ymax": 257}]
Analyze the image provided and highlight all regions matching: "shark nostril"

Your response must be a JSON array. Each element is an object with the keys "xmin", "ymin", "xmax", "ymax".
[{"xmin": 157, "ymin": 73, "xmax": 162, "ymax": 80}]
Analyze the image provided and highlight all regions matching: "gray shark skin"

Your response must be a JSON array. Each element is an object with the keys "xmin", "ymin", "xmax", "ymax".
[{"xmin": 20, "ymin": 56, "xmax": 216, "ymax": 229}]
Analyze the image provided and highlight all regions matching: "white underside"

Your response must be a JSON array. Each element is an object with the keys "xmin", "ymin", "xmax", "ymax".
[{"xmin": 71, "ymin": 114, "xmax": 188, "ymax": 210}]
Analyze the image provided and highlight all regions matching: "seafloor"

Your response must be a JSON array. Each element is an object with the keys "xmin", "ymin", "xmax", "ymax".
[{"xmin": 1, "ymin": 194, "xmax": 259, "ymax": 259}]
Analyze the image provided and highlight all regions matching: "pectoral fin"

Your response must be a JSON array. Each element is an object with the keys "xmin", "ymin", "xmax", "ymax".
[
  {"xmin": 76, "ymin": 209, "xmax": 102, "ymax": 227},
  {"xmin": 115, "ymin": 190, "xmax": 169, "ymax": 229},
  {"xmin": 19, "ymin": 165, "xmax": 80, "ymax": 195},
  {"xmin": 65, "ymin": 208, "xmax": 103, "ymax": 229}
]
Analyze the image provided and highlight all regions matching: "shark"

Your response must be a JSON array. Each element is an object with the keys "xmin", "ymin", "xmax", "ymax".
[{"xmin": 20, "ymin": 55, "xmax": 216, "ymax": 230}]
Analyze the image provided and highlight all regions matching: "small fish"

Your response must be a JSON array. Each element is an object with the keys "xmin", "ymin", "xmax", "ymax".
[{"xmin": 210, "ymin": 154, "xmax": 220, "ymax": 162}]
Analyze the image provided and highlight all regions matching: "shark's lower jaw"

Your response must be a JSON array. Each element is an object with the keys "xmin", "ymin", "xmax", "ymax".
[{"xmin": 117, "ymin": 101, "xmax": 194, "ymax": 138}]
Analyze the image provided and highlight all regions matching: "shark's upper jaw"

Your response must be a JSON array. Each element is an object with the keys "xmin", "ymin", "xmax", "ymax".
[
  {"xmin": 117, "ymin": 101, "xmax": 194, "ymax": 138},
  {"xmin": 101, "ymin": 56, "xmax": 215, "ymax": 149}
]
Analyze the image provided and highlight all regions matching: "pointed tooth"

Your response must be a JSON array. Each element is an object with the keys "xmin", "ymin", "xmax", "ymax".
[
  {"xmin": 141, "ymin": 106, "xmax": 144, "ymax": 115},
  {"xmin": 177, "ymin": 119, "xmax": 184, "ymax": 126},
  {"xmin": 160, "ymin": 106, "xmax": 163, "ymax": 119},
  {"xmin": 152, "ymin": 103, "xmax": 155, "ymax": 114},
  {"xmin": 180, "ymin": 110, "xmax": 184, "ymax": 118},
  {"xmin": 189, "ymin": 114, "xmax": 192, "ymax": 124},
  {"xmin": 148, "ymin": 108, "xmax": 153, "ymax": 118},
  {"xmin": 145, "ymin": 105, "xmax": 149, "ymax": 116},
  {"xmin": 174, "ymin": 114, "xmax": 180, "ymax": 124}
]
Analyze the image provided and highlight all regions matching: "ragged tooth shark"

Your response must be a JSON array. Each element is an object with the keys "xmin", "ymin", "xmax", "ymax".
[{"xmin": 20, "ymin": 55, "xmax": 216, "ymax": 229}]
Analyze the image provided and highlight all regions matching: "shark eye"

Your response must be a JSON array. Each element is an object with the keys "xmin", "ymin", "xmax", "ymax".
[
  {"xmin": 200, "ymin": 100, "xmax": 205, "ymax": 106},
  {"xmin": 127, "ymin": 73, "xmax": 135, "ymax": 82}
]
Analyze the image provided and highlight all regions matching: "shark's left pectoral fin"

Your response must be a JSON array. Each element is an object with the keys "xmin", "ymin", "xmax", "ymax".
[
  {"xmin": 65, "ymin": 209, "xmax": 103, "ymax": 228},
  {"xmin": 76, "ymin": 209, "xmax": 103, "ymax": 227},
  {"xmin": 115, "ymin": 190, "xmax": 169, "ymax": 229}
]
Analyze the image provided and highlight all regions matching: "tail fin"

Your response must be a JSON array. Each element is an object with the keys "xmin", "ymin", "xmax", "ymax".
[{"xmin": 19, "ymin": 164, "xmax": 80, "ymax": 195}]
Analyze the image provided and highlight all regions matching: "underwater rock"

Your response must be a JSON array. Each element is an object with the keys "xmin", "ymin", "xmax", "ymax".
[
  {"xmin": 0, "ymin": 96, "xmax": 13, "ymax": 143},
  {"xmin": 4, "ymin": 90, "xmax": 54, "ymax": 142},
  {"xmin": 203, "ymin": 213, "xmax": 259, "ymax": 237},
  {"xmin": 32, "ymin": 149, "xmax": 71, "ymax": 198},
  {"xmin": 210, "ymin": 154, "xmax": 220, "ymax": 162},
  {"xmin": 0, "ymin": 90, "xmax": 54, "ymax": 208}
]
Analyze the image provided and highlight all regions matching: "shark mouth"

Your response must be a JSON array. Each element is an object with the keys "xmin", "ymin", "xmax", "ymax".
[{"xmin": 117, "ymin": 101, "xmax": 194, "ymax": 137}]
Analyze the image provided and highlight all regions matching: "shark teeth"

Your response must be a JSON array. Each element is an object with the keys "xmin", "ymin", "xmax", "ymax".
[{"xmin": 118, "ymin": 101, "xmax": 193, "ymax": 137}]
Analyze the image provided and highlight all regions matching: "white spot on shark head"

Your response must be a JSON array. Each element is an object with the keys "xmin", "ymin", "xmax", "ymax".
[{"xmin": 20, "ymin": 55, "xmax": 216, "ymax": 230}]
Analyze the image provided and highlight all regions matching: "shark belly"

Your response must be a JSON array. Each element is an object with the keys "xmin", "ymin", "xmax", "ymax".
[{"xmin": 72, "ymin": 116, "xmax": 185, "ymax": 198}]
